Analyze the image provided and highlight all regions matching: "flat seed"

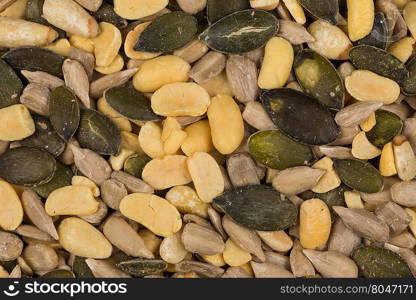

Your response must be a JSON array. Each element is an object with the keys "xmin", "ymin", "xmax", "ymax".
[
  {"xmin": 138, "ymin": 121, "xmax": 164, "ymax": 159},
  {"xmin": 335, "ymin": 101, "xmax": 383, "ymax": 127},
  {"xmin": 257, "ymin": 230, "xmax": 293, "ymax": 253},
  {"xmin": 174, "ymin": 39, "xmax": 209, "ymax": 64},
  {"xmin": 0, "ymin": 104, "xmax": 35, "ymax": 141},
  {"xmin": 352, "ymin": 246, "xmax": 412, "ymax": 278},
  {"xmin": 277, "ymin": 20, "xmax": 315, "ymax": 45},
  {"xmin": 181, "ymin": 120, "xmax": 213, "ymax": 156},
  {"xmin": 15, "ymin": 224, "xmax": 55, "ymax": 241},
  {"xmin": 20, "ymin": 70, "xmax": 63, "ymax": 90},
  {"xmin": 367, "ymin": 110, "xmax": 403, "ymax": 148},
  {"xmin": 100, "ymin": 179, "xmax": 127, "ymax": 210},
  {"xmin": 226, "ymin": 55, "xmax": 259, "ymax": 103},
  {"xmin": 222, "ymin": 267, "xmax": 251, "ymax": 278},
  {"xmin": 0, "ymin": 58, "xmax": 23, "ymax": 108},
  {"xmin": 393, "ymin": 136, "xmax": 416, "ymax": 181},
  {"xmin": 299, "ymin": 0, "xmax": 338, "ymax": 24},
  {"xmin": 347, "ymin": 0, "xmax": 374, "ymax": 41},
  {"xmin": 92, "ymin": 22, "xmax": 121, "ymax": 67},
  {"xmin": 159, "ymin": 232, "xmax": 188, "ymax": 264},
  {"xmin": 189, "ymin": 51, "xmax": 226, "ymax": 84},
  {"xmin": 181, "ymin": 223, "xmax": 225, "ymax": 255},
  {"xmin": 174, "ymin": 260, "xmax": 224, "ymax": 278},
  {"xmin": 85, "ymin": 258, "xmax": 130, "ymax": 278},
  {"xmin": 124, "ymin": 153, "xmax": 151, "ymax": 178},
  {"xmin": 242, "ymin": 101, "xmax": 275, "ymax": 131},
  {"xmin": 389, "ymin": 231, "xmax": 416, "ymax": 249},
  {"xmin": 90, "ymin": 68, "xmax": 138, "ymax": 99},
  {"xmin": 200, "ymin": 9, "xmax": 278, "ymax": 54},
  {"xmin": 63, "ymin": 59, "xmax": 90, "ymax": 108},
  {"xmin": 114, "ymin": 0, "xmax": 168, "ymax": 20},
  {"xmin": 389, "ymin": 37, "xmax": 415, "ymax": 63},
  {"xmin": 356, "ymin": 12, "xmax": 388, "ymax": 50},
  {"xmin": 282, "ymin": 0, "xmax": 306, "ymax": 24},
  {"xmin": 272, "ymin": 166, "xmax": 325, "ymax": 196},
  {"xmin": 404, "ymin": 1, "xmax": 416, "ymax": 39},
  {"xmin": 111, "ymin": 171, "xmax": 154, "ymax": 194},
  {"xmin": 328, "ymin": 218, "xmax": 361, "ymax": 256},
  {"xmin": 226, "ymin": 153, "xmax": 260, "ymax": 187},
  {"xmin": 32, "ymin": 162, "xmax": 73, "ymax": 198},
  {"xmin": 375, "ymin": 201, "xmax": 412, "ymax": 235},
  {"xmin": 165, "ymin": 186, "xmax": 209, "ymax": 218},
  {"xmin": 176, "ymin": 0, "xmax": 206, "ymax": 14},
  {"xmin": 0, "ymin": 0, "xmax": 16, "ymax": 12},
  {"xmin": 120, "ymin": 193, "xmax": 182, "ymax": 237},
  {"xmin": 206, "ymin": 0, "xmax": 250, "ymax": 23},
  {"xmin": 251, "ymin": 261, "xmax": 294, "ymax": 278},
  {"xmin": 290, "ymin": 239, "xmax": 316, "ymax": 277},
  {"xmin": 19, "ymin": 83, "xmax": 49, "ymax": 116},
  {"xmin": 0, "ymin": 232, "xmax": 23, "ymax": 261},
  {"xmin": 401, "ymin": 57, "xmax": 416, "ymax": 95},
  {"xmin": 79, "ymin": 199, "xmax": 107, "ymax": 225},
  {"xmin": 22, "ymin": 244, "xmax": 58, "ymax": 272},
  {"xmin": 223, "ymin": 239, "xmax": 251, "ymax": 267},
  {"xmin": 351, "ymin": 131, "xmax": 382, "ymax": 160},
  {"xmin": 391, "ymin": 181, "xmax": 416, "ymax": 207}
]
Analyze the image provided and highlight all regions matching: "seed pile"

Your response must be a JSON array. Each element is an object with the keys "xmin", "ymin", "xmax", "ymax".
[{"xmin": 1, "ymin": 0, "xmax": 416, "ymax": 279}]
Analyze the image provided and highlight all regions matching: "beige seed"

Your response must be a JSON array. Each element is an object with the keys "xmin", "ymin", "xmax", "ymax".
[
  {"xmin": 181, "ymin": 120, "xmax": 214, "ymax": 156},
  {"xmin": 226, "ymin": 55, "xmax": 259, "ymax": 103},
  {"xmin": 222, "ymin": 267, "xmax": 252, "ymax": 278},
  {"xmin": 73, "ymin": 0, "xmax": 102, "ymax": 12},
  {"xmin": 389, "ymin": 37, "xmax": 415, "ymax": 63},
  {"xmin": 111, "ymin": 171, "xmax": 153, "ymax": 193},
  {"xmin": 15, "ymin": 225, "xmax": 55, "ymax": 242},
  {"xmin": 0, "ymin": 180, "xmax": 23, "ymax": 231},
  {"xmin": 21, "ymin": 70, "xmax": 64, "ymax": 90},
  {"xmin": 282, "ymin": 0, "xmax": 306, "ymax": 24},
  {"xmin": 72, "ymin": 176, "xmax": 100, "ymax": 197},
  {"xmin": 335, "ymin": 101, "xmax": 383, "ymax": 128},
  {"xmin": 347, "ymin": 0, "xmax": 374, "ymax": 41},
  {"xmin": 120, "ymin": 193, "xmax": 182, "ymax": 237},
  {"xmin": 0, "ymin": 232, "xmax": 23, "ymax": 261},
  {"xmin": 114, "ymin": 0, "xmax": 168, "ymax": 20},
  {"xmin": 187, "ymin": 152, "xmax": 224, "ymax": 203},
  {"xmin": 393, "ymin": 136, "xmax": 416, "ymax": 181},
  {"xmin": 199, "ymin": 71, "xmax": 234, "ymax": 97},
  {"xmin": 181, "ymin": 223, "xmax": 225, "ymax": 255},
  {"xmin": 79, "ymin": 199, "xmax": 108, "ymax": 225},
  {"xmin": 257, "ymin": 230, "xmax": 293, "ymax": 253},
  {"xmin": 226, "ymin": 153, "xmax": 260, "ymax": 187},
  {"xmin": 19, "ymin": 83, "xmax": 50, "ymax": 117},
  {"xmin": 384, "ymin": 243, "xmax": 416, "ymax": 276},
  {"xmin": 85, "ymin": 258, "xmax": 131, "ymax": 278},
  {"xmin": 0, "ymin": 0, "xmax": 16, "ymax": 12},
  {"xmin": 189, "ymin": 51, "xmax": 226, "ymax": 84},
  {"xmin": 303, "ymin": 250, "xmax": 358, "ymax": 278},
  {"xmin": 242, "ymin": 101, "xmax": 276, "ymax": 131},
  {"xmin": 42, "ymin": 0, "xmax": 99, "ymax": 38},
  {"xmin": 277, "ymin": 19, "xmax": 314, "ymax": 45},
  {"xmin": 404, "ymin": 2, "xmax": 416, "ymax": 39},
  {"xmin": 375, "ymin": 201, "xmax": 412, "ymax": 235},
  {"xmin": 391, "ymin": 181, "xmax": 416, "ymax": 207},
  {"xmin": 175, "ymin": 260, "xmax": 224, "ymax": 278},
  {"xmin": 352, "ymin": 131, "xmax": 382, "ymax": 160},
  {"xmin": 380, "ymin": 142, "xmax": 398, "ymax": 176},
  {"xmin": 58, "ymin": 217, "xmax": 112, "ymax": 258},
  {"xmin": 173, "ymin": 39, "xmax": 209, "ymax": 63},
  {"xmin": 313, "ymin": 145, "xmax": 353, "ymax": 160},
  {"xmin": 160, "ymin": 232, "xmax": 188, "ymax": 264},
  {"xmin": 344, "ymin": 191, "xmax": 364, "ymax": 209},
  {"xmin": 207, "ymin": 206, "xmax": 227, "ymax": 240},
  {"xmin": 328, "ymin": 218, "xmax": 361, "ymax": 256},
  {"xmin": 223, "ymin": 239, "xmax": 252, "ymax": 267},
  {"xmin": 176, "ymin": 0, "xmax": 206, "ymax": 14},
  {"xmin": 165, "ymin": 185, "xmax": 209, "ymax": 218},
  {"xmin": 312, "ymin": 157, "xmax": 341, "ymax": 193},
  {"xmin": 389, "ymin": 231, "xmax": 416, "ymax": 249},
  {"xmin": 100, "ymin": 179, "xmax": 127, "ymax": 210},
  {"xmin": 90, "ymin": 68, "xmax": 138, "ymax": 98},
  {"xmin": 251, "ymin": 261, "xmax": 294, "ymax": 278},
  {"xmin": 0, "ymin": 104, "xmax": 35, "ymax": 141},
  {"xmin": 22, "ymin": 244, "xmax": 58, "ymax": 272},
  {"xmin": 138, "ymin": 229, "xmax": 162, "ymax": 254},
  {"xmin": 63, "ymin": 59, "xmax": 91, "ymax": 108},
  {"xmin": 330, "ymin": 125, "xmax": 360, "ymax": 146},
  {"xmin": 290, "ymin": 239, "xmax": 316, "ymax": 277},
  {"xmin": 272, "ymin": 166, "xmax": 325, "ymax": 195},
  {"xmin": 67, "ymin": 46, "xmax": 95, "ymax": 78}
]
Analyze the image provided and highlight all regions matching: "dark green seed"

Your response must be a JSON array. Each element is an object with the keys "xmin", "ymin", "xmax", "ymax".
[
  {"xmin": 349, "ymin": 45, "xmax": 409, "ymax": 82},
  {"xmin": 0, "ymin": 59, "xmax": 23, "ymax": 109},
  {"xmin": 294, "ymin": 49, "xmax": 344, "ymax": 110},
  {"xmin": 366, "ymin": 110, "xmax": 403, "ymax": 148},
  {"xmin": 206, "ymin": 0, "xmax": 250, "ymax": 23},
  {"xmin": 92, "ymin": 2, "xmax": 128, "ymax": 29},
  {"xmin": 355, "ymin": 12, "xmax": 388, "ymax": 50},
  {"xmin": 261, "ymin": 88, "xmax": 340, "ymax": 145},
  {"xmin": 352, "ymin": 246, "xmax": 412, "ymax": 278},
  {"xmin": 76, "ymin": 109, "xmax": 121, "ymax": 155},
  {"xmin": 213, "ymin": 185, "xmax": 298, "ymax": 231},
  {"xmin": 333, "ymin": 159, "xmax": 384, "ymax": 193},
  {"xmin": 21, "ymin": 115, "xmax": 66, "ymax": 157},
  {"xmin": 299, "ymin": 0, "xmax": 338, "ymax": 25},
  {"xmin": 2, "ymin": 47, "xmax": 65, "ymax": 78},
  {"xmin": 124, "ymin": 153, "xmax": 151, "ymax": 178},
  {"xmin": 314, "ymin": 184, "xmax": 350, "ymax": 222},
  {"xmin": 104, "ymin": 86, "xmax": 162, "ymax": 122},
  {"xmin": 199, "ymin": 9, "xmax": 278, "ymax": 54},
  {"xmin": 248, "ymin": 130, "xmax": 316, "ymax": 170},
  {"xmin": 400, "ymin": 56, "xmax": 416, "ymax": 95},
  {"xmin": 32, "ymin": 162, "xmax": 73, "ymax": 198},
  {"xmin": 49, "ymin": 86, "xmax": 80, "ymax": 141},
  {"xmin": 0, "ymin": 147, "xmax": 56, "ymax": 187},
  {"xmin": 41, "ymin": 270, "xmax": 75, "ymax": 278},
  {"xmin": 134, "ymin": 12, "xmax": 198, "ymax": 53},
  {"xmin": 72, "ymin": 256, "xmax": 94, "ymax": 278},
  {"xmin": 116, "ymin": 259, "xmax": 167, "ymax": 277},
  {"xmin": 0, "ymin": 260, "xmax": 17, "ymax": 273}
]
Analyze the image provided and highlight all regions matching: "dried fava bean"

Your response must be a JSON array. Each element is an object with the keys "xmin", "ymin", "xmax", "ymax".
[
  {"xmin": 120, "ymin": 193, "xmax": 182, "ymax": 237},
  {"xmin": 208, "ymin": 94, "xmax": 244, "ymax": 155},
  {"xmin": 111, "ymin": 171, "xmax": 154, "ymax": 194},
  {"xmin": 299, "ymin": 0, "xmax": 338, "ymax": 24},
  {"xmin": 393, "ymin": 136, "xmax": 416, "ymax": 181},
  {"xmin": 226, "ymin": 55, "xmax": 258, "ymax": 103},
  {"xmin": 356, "ymin": 12, "xmax": 388, "ymax": 50},
  {"xmin": 165, "ymin": 186, "xmax": 209, "ymax": 218},
  {"xmin": 347, "ymin": 0, "xmax": 374, "ymax": 41},
  {"xmin": 335, "ymin": 101, "xmax": 383, "ymax": 128},
  {"xmin": 58, "ymin": 217, "xmax": 112, "ymax": 259},
  {"xmin": 133, "ymin": 55, "xmax": 190, "ymax": 92},
  {"xmin": 189, "ymin": 51, "xmax": 226, "ymax": 84},
  {"xmin": 187, "ymin": 152, "xmax": 224, "ymax": 203},
  {"xmin": 214, "ymin": 185, "xmax": 297, "ymax": 231},
  {"xmin": 114, "ymin": 0, "xmax": 168, "ymax": 20},
  {"xmin": 352, "ymin": 246, "xmax": 412, "ymax": 278},
  {"xmin": 261, "ymin": 88, "xmax": 339, "ymax": 146},
  {"xmin": 160, "ymin": 232, "xmax": 188, "ymax": 264},
  {"xmin": 367, "ymin": 110, "xmax": 403, "ymax": 148},
  {"xmin": 277, "ymin": 20, "xmax": 315, "ymax": 45},
  {"xmin": 0, "ymin": 180, "xmax": 23, "ymax": 230},
  {"xmin": 151, "ymin": 82, "xmax": 210, "ymax": 117},
  {"xmin": 257, "ymin": 231, "xmax": 293, "ymax": 253},
  {"xmin": 307, "ymin": 20, "xmax": 352, "ymax": 61},
  {"xmin": 303, "ymin": 250, "xmax": 358, "ymax": 278},
  {"xmin": 351, "ymin": 131, "xmax": 382, "ymax": 160},
  {"xmin": 138, "ymin": 121, "xmax": 164, "ymax": 159},
  {"xmin": 45, "ymin": 186, "xmax": 99, "ymax": 216},
  {"xmin": 206, "ymin": 0, "xmax": 250, "ymax": 23},
  {"xmin": 200, "ymin": 10, "xmax": 278, "ymax": 54},
  {"xmin": 135, "ymin": 12, "xmax": 197, "ymax": 53},
  {"xmin": 0, "ymin": 104, "xmax": 34, "ymax": 141},
  {"xmin": 0, "ymin": 58, "xmax": 23, "ymax": 109},
  {"xmin": 181, "ymin": 223, "xmax": 225, "ymax": 255},
  {"xmin": 294, "ymin": 49, "xmax": 344, "ymax": 110},
  {"xmin": 299, "ymin": 199, "xmax": 331, "ymax": 250},
  {"xmin": 258, "ymin": 37, "xmax": 293, "ymax": 90},
  {"xmin": 174, "ymin": 39, "xmax": 209, "ymax": 63},
  {"xmin": 349, "ymin": 46, "xmax": 409, "ymax": 82},
  {"xmin": 92, "ymin": 22, "xmax": 121, "ymax": 67},
  {"xmin": 42, "ymin": 0, "xmax": 98, "ymax": 38},
  {"xmin": 22, "ymin": 244, "xmax": 58, "ymax": 272},
  {"xmin": 272, "ymin": 166, "xmax": 325, "ymax": 196}
]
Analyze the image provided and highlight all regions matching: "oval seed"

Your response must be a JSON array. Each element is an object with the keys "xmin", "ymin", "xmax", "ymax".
[
  {"xmin": 351, "ymin": 131, "xmax": 382, "ymax": 160},
  {"xmin": 0, "ymin": 232, "xmax": 23, "ymax": 261},
  {"xmin": 189, "ymin": 51, "xmax": 226, "ymax": 84},
  {"xmin": 181, "ymin": 223, "xmax": 225, "ymax": 255},
  {"xmin": 223, "ymin": 239, "xmax": 252, "ymax": 267},
  {"xmin": 226, "ymin": 55, "xmax": 258, "ymax": 103},
  {"xmin": 33, "ymin": 162, "xmax": 73, "ymax": 198},
  {"xmin": 181, "ymin": 120, "xmax": 214, "ymax": 156},
  {"xmin": 206, "ymin": 0, "xmax": 250, "ymax": 23},
  {"xmin": 58, "ymin": 217, "xmax": 112, "ymax": 259},
  {"xmin": 124, "ymin": 22, "xmax": 161, "ymax": 60},
  {"xmin": 0, "ymin": 58, "xmax": 23, "ymax": 109},
  {"xmin": 272, "ymin": 166, "xmax": 325, "ymax": 196},
  {"xmin": 159, "ymin": 232, "xmax": 188, "ymax": 264},
  {"xmin": 367, "ymin": 110, "xmax": 403, "ymax": 148},
  {"xmin": 117, "ymin": 259, "xmax": 167, "ymax": 277},
  {"xmin": 0, "ymin": 104, "xmax": 35, "ymax": 141},
  {"xmin": 299, "ymin": 0, "xmax": 338, "ymax": 24},
  {"xmin": 138, "ymin": 121, "xmax": 164, "ymax": 159},
  {"xmin": 22, "ymin": 244, "xmax": 58, "ymax": 272},
  {"xmin": 165, "ymin": 185, "xmax": 209, "ymax": 218},
  {"xmin": 0, "ymin": 180, "xmax": 23, "ymax": 231},
  {"xmin": 393, "ymin": 136, "xmax": 416, "ymax": 181},
  {"xmin": 404, "ymin": 1, "xmax": 416, "ymax": 39},
  {"xmin": 347, "ymin": 0, "xmax": 374, "ymax": 41},
  {"xmin": 257, "ymin": 231, "xmax": 293, "ymax": 253}
]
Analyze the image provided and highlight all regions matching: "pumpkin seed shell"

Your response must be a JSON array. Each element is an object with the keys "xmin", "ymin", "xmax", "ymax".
[
  {"xmin": 134, "ymin": 12, "xmax": 198, "ymax": 53},
  {"xmin": 0, "ymin": 59, "xmax": 23, "ymax": 109},
  {"xmin": 0, "ymin": 147, "xmax": 56, "ymax": 187},
  {"xmin": 261, "ymin": 88, "xmax": 340, "ymax": 145},
  {"xmin": 116, "ymin": 259, "xmax": 167, "ymax": 277},
  {"xmin": 294, "ymin": 49, "xmax": 344, "ymax": 110},
  {"xmin": 32, "ymin": 162, "xmax": 73, "ymax": 198},
  {"xmin": 206, "ymin": 0, "xmax": 250, "ymax": 23},
  {"xmin": 73, "ymin": 256, "xmax": 94, "ymax": 278},
  {"xmin": 199, "ymin": 9, "xmax": 278, "ymax": 54},
  {"xmin": 349, "ymin": 45, "xmax": 409, "ymax": 82},
  {"xmin": 92, "ymin": 2, "xmax": 128, "ymax": 29},
  {"xmin": 355, "ymin": 12, "xmax": 388, "ymax": 50},
  {"xmin": 299, "ymin": 0, "xmax": 338, "ymax": 25},
  {"xmin": 2, "ymin": 47, "xmax": 65, "ymax": 78},
  {"xmin": 41, "ymin": 269, "xmax": 75, "ymax": 278},
  {"xmin": 314, "ymin": 184, "xmax": 349, "ymax": 221},
  {"xmin": 366, "ymin": 110, "xmax": 403, "ymax": 148},
  {"xmin": 352, "ymin": 246, "xmax": 412, "ymax": 278},
  {"xmin": 104, "ymin": 86, "xmax": 162, "ymax": 122},
  {"xmin": 123, "ymin": 153, "xmax": 151, "ymax": 178},
  {"xmin": 333, "ymin": 159, "xmax": 384, "ymax": 193},
  {"xmin": 401, "ymin": 56, "xmax": 416, "ymax": 95},
  {"xmin": 248, "ymin": 130, "xmax": 315, "ymax": 170},
  {"xmin": 213, "ymin": 185, "xmax": 298, "ymax": 231},
  {"xmin": 76, "ymin": 109, "xmax": 121, "ymax": 155}
]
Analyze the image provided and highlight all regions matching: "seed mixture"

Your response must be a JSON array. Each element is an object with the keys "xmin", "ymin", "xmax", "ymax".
[{"xmin": 1, "ymin": 0, "xmax": 416, "ymax": 279}]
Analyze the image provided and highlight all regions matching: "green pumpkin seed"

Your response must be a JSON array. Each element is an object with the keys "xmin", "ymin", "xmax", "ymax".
[
  {"xmin": 366, "ymin": 110, "xmax": 403, "ymax": 148},
  {"xmin": 355, "ymin": 12, "xmax": 388, "ymax": 50},
  {"xmin": 72, "ymin": 256, "xmax": 94, "ymax": 278},
  {"xmin": 32, "ymin": 162, "xmax": 73, "ymax": 198},
  {"xmin": 116, "ymin": 259, "xmax": 167, "ymax": 277},
  {"xmin": 76, "ymin": 109, "xmax": 121, "ymax": 155},
  {"xmin": 104, "ymin": 86, "xmax": 162, "ymax": 122},
  {"xmin": 0, "ymin": 147, "xmax": 56, "ymax": 187},
  {"xmin": 333, "ymin": 159, "xmax": 384, "ymax": 193},
  {"xmin": 294, "ymin": 49, "xmax": 344, "ymax": 110},
  {"xmin": 2, "ymin": 47, "xmax": 65, "ymax": 78},
  {"xmin": 0, "ymin": 59, "xmax": 23, "ymax": 109},
  {"xmin": 206, "ymin": 0, "xmax": 250, "ymax": 23},
  {"xmin": 25, "ymin": 0, "xmax": 66, "ymax": 38},
  {"xmin": 49, "ymin": 86, "xmax": 80, "ymax": 142},
  {"xmin": 248, "ymin": 130, "xmax": 315, "ymax": 170},
  {"xmin": 261, "ymin": 88, "xmax": 340, "ymax": 145},
  {"xmin": 349, "ymin": 45, "xmax": 409, "ymax": 82},
  {"xmin": 41, "ymin": 269, "xmax": 75, "ymax": 278},
  {"xmin": 134, "ymin": 12, "xmax": 198, "ymax": 53},
  {"xmin": 213, "ymin": 185, "xmax": 298, "ymax": 231},
  {"xmin": 352, "ymin": 246, "xmax": 412, "ymax": 278},
  {"xmin": 20, "ymin": 115, "xmax": 66, "ymax": 157},
  {"xmin": 314, "ymin": 184, "xmax": 350, "ymax": 222},
  {"xmin": 92, "ymin": 2, "xmax": 128, "ymax": 29},
  {"xmin": 299, "ymin": 0, "xmax": 338, "ymax": 25},
  {"xmin": 200, "ymin": 9, "xmax": 278, "ymax": 54},
  {"xmin": 400, "ymin": 56, "xmax": 416, "ymax": 95},
  {"xmin": 124, "ymin": 153, "xmax": 151, "ymax": 178}
]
